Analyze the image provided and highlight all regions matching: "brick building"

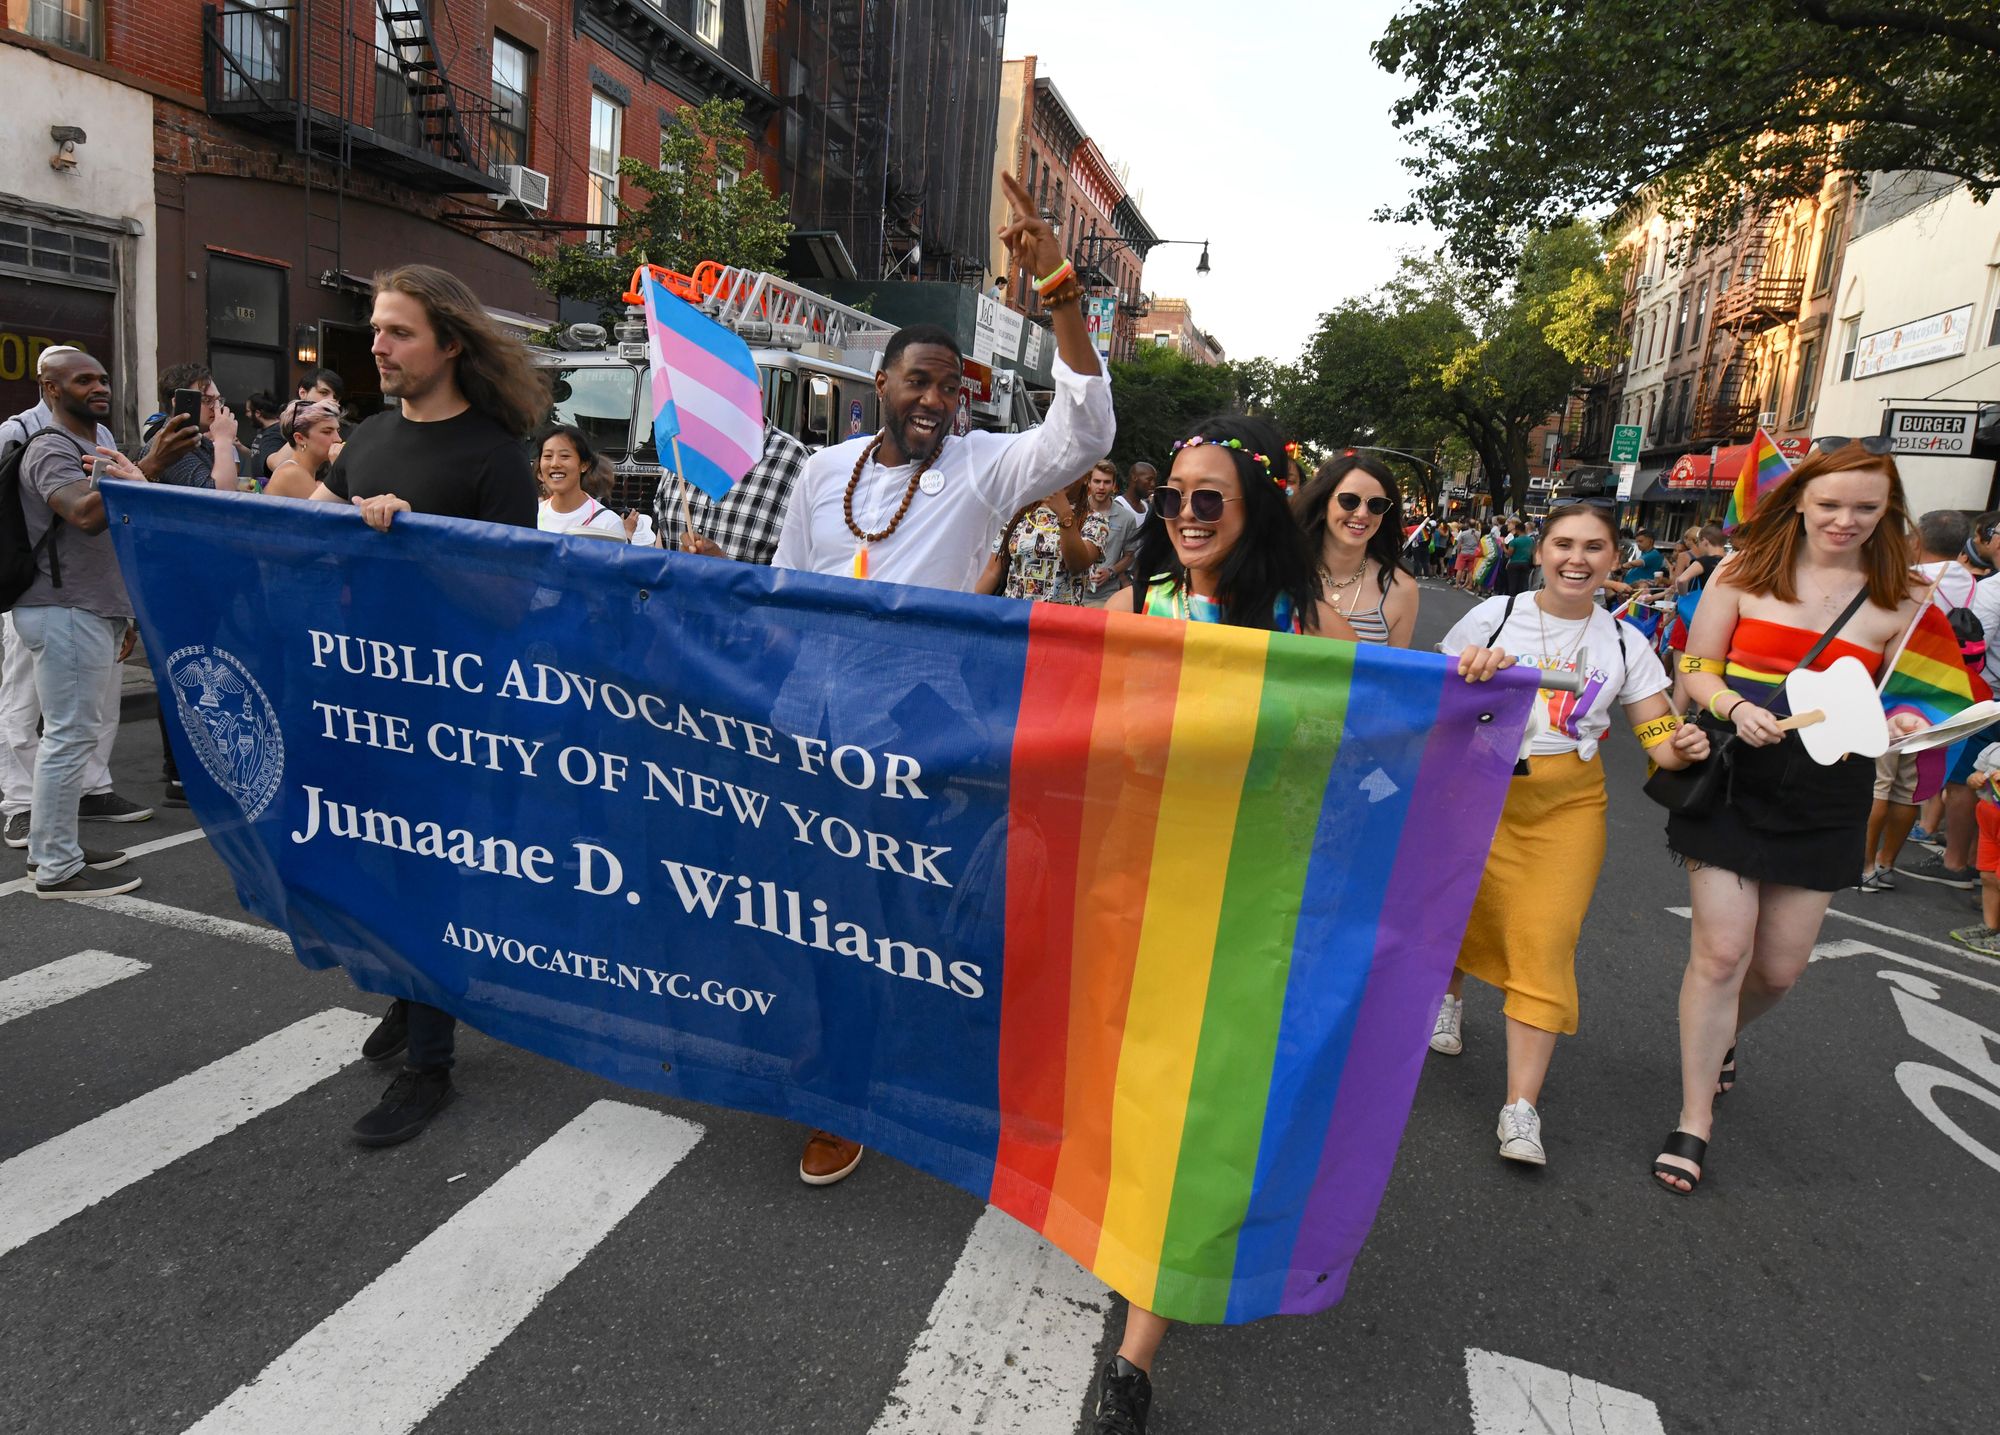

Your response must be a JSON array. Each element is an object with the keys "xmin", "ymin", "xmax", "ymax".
[
  {"xmin": 990, "ymin": 56, "xmax": 1154, "ymax": 361},
  {"xmin": 1143, "ymin": 296, "xmax": 1223, "ymax": 365},
  {"xmin": 4, "ymin": 0, "xmax": 777, "ymax": 417}
]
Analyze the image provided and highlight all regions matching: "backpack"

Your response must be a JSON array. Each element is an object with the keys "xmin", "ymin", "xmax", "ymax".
[
  {"xmin": 0, "ymin": 428, "xmax": 66, "ymax": 612},
  {"xmin": 1943, "ymin": 600, "xmax": 1985, "ymax": 672}
]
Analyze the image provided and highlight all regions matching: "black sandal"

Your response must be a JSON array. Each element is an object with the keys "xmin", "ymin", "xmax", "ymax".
[
  {"xmin": 1652, "ymin": 1131, "xmax": 1707, "ymax": 1196},
  {"xmin": 1716, "ymin": 1046, "xmax": 1737, "ymax": 1096}
]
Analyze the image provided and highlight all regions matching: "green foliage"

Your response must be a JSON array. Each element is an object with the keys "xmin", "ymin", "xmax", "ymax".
[
  {"xmin": 533, "ymin": 96, "xmax": 793, "ymax": 322},
  {"xmin": 1106, "ymin": 344, "xmax": 1238, "ymax": 470},
  {"xmin": 1285, "ymin": 224, "xmax": 1621, "ymax": 511},
  {"xmin": 1374, "ymin": 1, "xmax": 2000, "ymax": 273}
]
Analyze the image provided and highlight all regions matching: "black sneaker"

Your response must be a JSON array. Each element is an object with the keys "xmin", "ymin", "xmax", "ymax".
[
  {"xmin": 2, "ymin": 811, "xmax": 26, "ymax": 848},
  {"xmin": 78, "ymin": 791, "xmax": 153, "ymax": 823},
  {"xmin": 1897, "ymin": 851, "xmax": 1978, "ymax": 890},
  {"xmin": 352, "ymin": 1067, "xmax": 454, "ymax": 1147},
  {"xmin": 34, "ymin": 866, "xmax": 143, "ymax": 900},
  {"xmin": 162, "ymin": 781, "xmax": 189, "ymax": 809},
  {"xmin": 27, "ymin": 847, "xmax": 128, "ymax": 873},
  {"xmin": 361, "ymin": 999, "xmax": 410, "ymax": 1062},
  {"xmin": 1091, "ymin": 1356, "xmax": 1152, "ymax": 1435}
]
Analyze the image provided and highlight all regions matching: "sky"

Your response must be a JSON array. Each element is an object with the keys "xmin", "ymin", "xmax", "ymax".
[{"xmin": 1001, "ymin": 0, "xmax": 1435, "ymax": 366}]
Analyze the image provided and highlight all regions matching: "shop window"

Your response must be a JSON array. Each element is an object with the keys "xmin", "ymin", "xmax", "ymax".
[
  {"xmin": 207, "ymin": 254, "xmax": 287, "ymax": 406},
  {"xmin": 0, "ymin": 222, "xmax": 112, "ymax": 283}
]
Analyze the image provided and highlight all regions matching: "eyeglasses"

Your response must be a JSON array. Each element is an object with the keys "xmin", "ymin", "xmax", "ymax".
[
  {"xmin": 1811, "ymin": 435, "xmax": 1894, "ymax": 456},
  {"xmin": 1154, "ymin": 487, "xmax": 1237, "ymax": 522},
  {"xmin": 1334, "ymin": 492, "xmax": 1393, "ymax": 516}
]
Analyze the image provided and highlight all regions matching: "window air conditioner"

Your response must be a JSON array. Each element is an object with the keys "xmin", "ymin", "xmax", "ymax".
[
  {"xmin": 1636, "ymin": 274, "xmax": 1655, "ymax": 290},
  {"xmin": 492, "ymin": 164, "xmax": 551, "ymax": 212},
  {"xmin": 1757, "ymin": 410, "xmax": 1778, "ymax": 427}
]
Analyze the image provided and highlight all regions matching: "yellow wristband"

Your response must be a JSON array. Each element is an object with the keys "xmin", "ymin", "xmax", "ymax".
[
  {"xmin": 1679, "ymin": 654, "xmax": 1721, "ymax": 675},
  {"xmin": 1633, "ymin": 715, "xmax": 1681, "ymax": 751}
]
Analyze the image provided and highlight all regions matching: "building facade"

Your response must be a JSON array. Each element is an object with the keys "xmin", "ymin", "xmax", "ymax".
[
  {"xmin": 5, "ymin": 0, "xmax": 776, "ymax": 416},
  {"xmin": 990, "ymin": 56, "xmax": 1153, "ymax": 361},
  {"xmin": 1144, "ymin": 296, "xmax": 1222, "ymax": 365},
  {"xmin": 1813, "ymin": 177, "xmax": 2000, "ymax": 513}
]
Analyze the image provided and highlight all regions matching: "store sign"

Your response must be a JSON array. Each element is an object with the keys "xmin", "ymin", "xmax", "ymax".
[
  {"xmin": 1083, "ymin": 297, "xmax": 1115, "ymax": 362},
  {"xmin": 1615, "ymin": 463, "xmax": 1637, "ymax": 500},
  {"xmin": 1886, "ymin": 408, "xmax": 1977, "ymax": 457},
  {"xmin": 1665, "ymin": 454, "xmax": 1709, "ymax": 489},
  {"xmin": 0, "ymin": 277, "xmax": 116, "ymax": 422},
  {"xmin": 1854, "ymin": 304, "xmax": 1975, "ymax": 380}
]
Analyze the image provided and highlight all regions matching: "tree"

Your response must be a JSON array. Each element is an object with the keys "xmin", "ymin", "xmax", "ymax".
[
  {"xmin": 534, "ymin": 96, "xmax": 793, "ymax": 320},
  {"xmin": 1285, "ymin": 225, "xmax": 1622, "ymax": 511},
  {"xmin": 1373, "ymin": 0, "xmax": 2000, "ymax": 271},
  {"xmin": 1106, "ymin": 344, "xmax": 1238, "ymax": 470}
]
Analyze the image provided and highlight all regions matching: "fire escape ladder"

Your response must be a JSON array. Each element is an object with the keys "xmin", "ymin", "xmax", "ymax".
[
  {"xmin": 297, "ymin": 0, "xmax": 353, "ymax": 289},
  {"xmin": 375, "ymin": 0, "xmax": 475, "ymax": 167}
]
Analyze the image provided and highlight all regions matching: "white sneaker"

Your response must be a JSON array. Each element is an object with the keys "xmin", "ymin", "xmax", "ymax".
[
  {"xmin": 1496, "ymin": 1099, "xmax": 1545, "ymax": 1165},
  {"xmin": 1429, "ymin": 994, "xmax": 1463, "ymax": 1055}
]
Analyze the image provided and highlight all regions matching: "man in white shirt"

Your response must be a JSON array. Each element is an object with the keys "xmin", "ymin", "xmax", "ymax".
[
  {"xmin": 770, "ymin": 172, "xmax": 1113, "ymax": 1187},
  {"xmin": 1115, "ymin": 461, "xmax": 1156, "ymax": 524}
]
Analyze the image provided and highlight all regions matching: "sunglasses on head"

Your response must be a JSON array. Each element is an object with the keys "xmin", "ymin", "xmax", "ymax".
[
  {"xmin": 1811, "ymin": 435, "xmax": 1895, "ymax": 457},
  {"xmin": 1154, "ymin": 487, "xmax": 1237, "ymax": 522},
  {"xmin": 1334, "ymin": 492, "xmax": 1393, "ymax": 515}
]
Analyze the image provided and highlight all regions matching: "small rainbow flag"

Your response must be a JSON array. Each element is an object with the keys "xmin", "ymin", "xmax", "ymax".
[
  {"xmin": 1881, "ymin": 603, "xmax": 1992, "ymax": 724},
  {"xmin": 1724, "ymin": 428, "xmax": 1793, "ymax": 528},
  {"xmin": 989, "ymin": 605, "xmax": 1536, "ymax": 1322}
]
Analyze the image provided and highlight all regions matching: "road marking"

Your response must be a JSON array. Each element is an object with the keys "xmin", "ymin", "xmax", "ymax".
[
  {"xmin": 1822, "ymin": 906, "xmax": 2000, "ymax": 970},
  {"xmin": 0, "ymin": 825, "xmax": 210, "ymax": 897},
  {"xmin": 91, "ymin": 893, "xmax": 292, "ymax": 952},
  {"xmin": 0, "ymin": 1008, "xmax": 374, "ymax": 1258},
  {"xmin": 0, "ymin": 950, "xmax": 149, "ymax": 1025},
  {"xmin": 184, "ymin": 1101, "xmax": 703, "ymax": 1435},
  {"xmin": 1665, "ymin": 909, "xmax": 2000, "ymax": 998},
  {"xmin": 868, "ymin": 1205, "xmax": 1114, "ymax": 1434},
  {"xmin": 1465, "ymin": 1348, "xmax": 1666, "ymax": 1435}
]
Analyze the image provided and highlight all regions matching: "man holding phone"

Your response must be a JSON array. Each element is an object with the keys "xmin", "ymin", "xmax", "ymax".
[{"xmin": 139, "ymin": 364, "xmax": 239, "ymax": 492}]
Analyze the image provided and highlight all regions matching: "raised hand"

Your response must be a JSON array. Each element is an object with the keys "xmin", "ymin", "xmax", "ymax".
[{"xmin": 997, "ymin": 172, "xmax": 1065, "ymax": 281}]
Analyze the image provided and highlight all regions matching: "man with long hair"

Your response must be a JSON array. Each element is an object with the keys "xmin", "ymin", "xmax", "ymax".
[{"xmin": 309, "ymin": 264, "xmax": 549, "ymax": 1147}]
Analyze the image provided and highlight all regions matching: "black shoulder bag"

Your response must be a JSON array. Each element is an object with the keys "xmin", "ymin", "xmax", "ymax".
[{"xmin": 1642, "ymin": 587, "xmax": 1871, "ymax": 816}]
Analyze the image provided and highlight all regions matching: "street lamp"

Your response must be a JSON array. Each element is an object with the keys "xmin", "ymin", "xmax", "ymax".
[{"xmin": 1074, "ymin": 234, "xmax": 1213, "ymax": 277}]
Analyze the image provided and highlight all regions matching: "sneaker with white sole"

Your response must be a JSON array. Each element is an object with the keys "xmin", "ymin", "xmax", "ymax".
[
  {"xmin": 1870, "ymin": 865, "xmax": 1898, "ymax": 890},
  {"xmin": 1429, "ymin": 994, "xmax": 1463, "ymax": 1055},
  {"xmin": 1496, "ymin": 1099, "xmax": 1546, "ymax": 1165},
  {"xmin": 2, "ymin": 811, "xmax": 27, "ymax": 849},
  {"xmin": 34, "ymin": 866, "xmax": 142, "ymax": 900},
  {"xmin": 1898, "ymin": 851, "xmax": 1978, "ymax": 889},
  {"xmin": 77, "ymin": 791, "xmax": 153, "ymax": 823},
  {"xmin": 26, "ymin": 848, "xmax": 128, "ymax": 873}
]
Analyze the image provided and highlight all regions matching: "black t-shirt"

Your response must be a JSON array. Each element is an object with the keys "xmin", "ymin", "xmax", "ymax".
[
  {"xmin": 1688, "ymin": 553, "xmax": 1721, "ymax": 587},
  {"xmin": 324, "ymin": 407, "xmax": 534, "ymax": 528}
]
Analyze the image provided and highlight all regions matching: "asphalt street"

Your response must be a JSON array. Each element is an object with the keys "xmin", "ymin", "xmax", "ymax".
[{"xmin": 3, "ymin": 581, "xmax": 1998, "ymax": 1434}]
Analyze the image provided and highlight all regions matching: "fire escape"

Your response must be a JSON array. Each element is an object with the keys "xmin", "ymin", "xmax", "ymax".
[
  {"xmin": 1690, "ymin": 217, "xmax": 1805, "ymax": 444},
  {"xmin": 202, "ymin": 0, "xmax": 505, "ymax": 288}
]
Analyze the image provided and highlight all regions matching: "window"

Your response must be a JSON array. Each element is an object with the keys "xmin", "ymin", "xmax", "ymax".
[
  {"xmin": 207, "ymin": 254, "xmax": 286, "ymax": 407},
  {"xmin": 693, "ymin": 0, "xmax": 723, "ymax": 45},
  {"xmin": 1838, "ymin": 317, "xmax": 1860, "ymax": 380},
  {"xmin": 1673, "ymin": 292, "xmax": 1689, "ymax": 355},
  {"xmin": 374, "ymin": 7, "xmax": 424, "ymax": 147},
  {"xmin": 1691, "ymin": 281, "xmax": 1708, "ymax": 346},
  {"xmin": 588, "ymin": 91, "xmax": 624, "ymax": 230},
  {"xmin": 716, "ymin": 165, "xmax": 739, "ymax": 193},
  {"xmin": 0, "ymin": 222, "xmax": 112, "ymax": 282},
  {"xmin": 1791, "ymin": 338, "xmax": 1820, "ymax": 423},
  {"xmin": 1989, "ymin": 301, "xmax": 2000, "ymax": 349},
  {"xmin": 1811, "ymin": 207, "xmax": 1843, "ymax": 295},
  {"xmin": 491, "ymin": 34, "xmax": 532, "ymax": 169},
  {"xmin": 26, "ymin": 0, "xmax": 98, "ymax": 57}
]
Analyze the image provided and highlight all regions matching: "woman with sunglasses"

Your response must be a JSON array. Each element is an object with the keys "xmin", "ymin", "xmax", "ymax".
[
  {"xmin": 1091, "ymin": 416, "xmax": 1351, "ymax": 1435},
  {"xmin": 1293, "ymin": 452, "xmax": 1420, "ymax": 646},
  {"xmin": 1654, "ymin": 436, "xmax": 1930, "ymax": 1197},
  {"xmin": 1430, "ymin": 503, "xmax": 1708, "ymax": 1166}
]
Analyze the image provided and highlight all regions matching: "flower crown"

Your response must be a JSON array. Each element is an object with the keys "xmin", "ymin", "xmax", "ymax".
[{"xmin": 1171, "ymin": 435, "xmax": 1272, "ymax": 474}]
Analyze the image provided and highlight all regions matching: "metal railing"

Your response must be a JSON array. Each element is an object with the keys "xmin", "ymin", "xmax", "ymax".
[{"xmin": 1714, "ymin": 275, "xmax": 1805, "ymax": 332}]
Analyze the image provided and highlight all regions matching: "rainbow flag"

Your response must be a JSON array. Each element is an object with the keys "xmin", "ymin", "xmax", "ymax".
[
  {"xmin": 1724, "ymin": 428, "xmax": 1792, "ymax": 528},
  {"xmin": 1881, "ymin": 603, "xmax": 1992, "ymax": 723},
  {"xmin": 990, "ymin": 605, "xmax": 1536, "ymax": 1322}
]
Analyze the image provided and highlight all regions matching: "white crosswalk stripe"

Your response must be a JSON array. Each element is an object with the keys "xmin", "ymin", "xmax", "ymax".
[
  {"xmin": 869, "ymin": 1204, "xmax": 1114, "ymax": 1434},
  {"xmin": 1465, "ymin": 1348, "xmax": 1666, "ymax": 1435},
  {"xmin": 0, "ymin": 950, "xmax": 149, "ymax": 1025},
  {"xmin": 183, "ymin": 1100, "xmax": 704, "ymax": 1435},
  {"xmin": 0, "ymin": 1007, "xmax": 375, "ymax": 1259}
]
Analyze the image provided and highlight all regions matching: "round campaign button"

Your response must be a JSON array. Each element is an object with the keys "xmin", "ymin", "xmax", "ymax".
[{"xmin": 919, "ymin": 470, "xmax": 945, "ymax": 496}]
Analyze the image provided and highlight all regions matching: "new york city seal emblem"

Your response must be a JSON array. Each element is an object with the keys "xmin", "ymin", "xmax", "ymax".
[{"xmin": 165, "ymin": 645, "xmax": 285, "ymax": 821}]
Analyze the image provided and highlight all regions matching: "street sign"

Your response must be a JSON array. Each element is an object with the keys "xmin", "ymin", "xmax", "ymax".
[
  {"xmin": 1609, "ymin": 425, "xmax": 1644, "ymax": 465},
  {"xmin": 1886, "ymin": 408, "xmax": 1977, "ymax": 457},
  {"xmin": 1615, "ymin": 462, "xmax": 1638, "ymax": 499}
]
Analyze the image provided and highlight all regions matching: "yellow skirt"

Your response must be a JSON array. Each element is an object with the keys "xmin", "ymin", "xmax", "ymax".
[{"xmin": 1456, "ymin": 751, "xmax": 1607, "ymax": 1036}]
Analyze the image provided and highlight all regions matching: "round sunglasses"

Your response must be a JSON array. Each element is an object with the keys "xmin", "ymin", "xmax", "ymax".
[
  {"xmin": 1333, "ymin": 492, "xmax": 1393, "ymax": 515},
  {"xmin": 1154, "ymin": 487, "xmax": 1238, "ymax": 522}
]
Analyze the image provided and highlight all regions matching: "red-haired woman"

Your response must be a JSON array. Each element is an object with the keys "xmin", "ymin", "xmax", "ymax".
[{"xmin": 1655, "ymin": 439, "xmax": 1929, "ymax": 1195}]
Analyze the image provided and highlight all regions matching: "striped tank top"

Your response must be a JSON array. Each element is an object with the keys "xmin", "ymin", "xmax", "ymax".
[{"xmin": 1342, "ymin": 591, "xmax": 1392, "ymax": 645}]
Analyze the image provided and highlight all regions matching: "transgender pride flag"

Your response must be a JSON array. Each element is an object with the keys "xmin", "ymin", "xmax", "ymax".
[{"xmin": 640, "ymin": 268, "xmax": 763, "ymax": 500}]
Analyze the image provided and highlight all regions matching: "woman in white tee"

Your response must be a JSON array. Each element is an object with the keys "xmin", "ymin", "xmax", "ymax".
[
  {"xmin": 536, "ymin": 425, "xmax": 655, "ymax": 545},
  {"xmin": 1433, "ymin": 504, "xmax": 1710, "ymax": 1167}
]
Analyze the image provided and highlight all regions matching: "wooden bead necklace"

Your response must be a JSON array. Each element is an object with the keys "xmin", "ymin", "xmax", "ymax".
[{"xmin": 843, "ymin": 433, "xmax": 946, "ymax": 576}]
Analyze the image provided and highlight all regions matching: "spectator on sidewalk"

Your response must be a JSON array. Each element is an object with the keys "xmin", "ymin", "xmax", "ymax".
[
  {"xmin": 9, "ymin": 349, "xmax": 156, "ymax": 898},
  {"xmin": 1116, "ymin": 461, "xmax": 1156, "ymax": 525},
  {"xmin": 240, "ymin": 391, "xmax": 284, "ymax": 490},
  {"xmin": 139, "ymin": 364, "xmax": 239, "ymax": 492}
]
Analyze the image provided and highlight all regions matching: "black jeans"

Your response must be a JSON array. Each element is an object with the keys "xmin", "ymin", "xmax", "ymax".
[{"xmin": 406, "ymin": 1001, "xmax": 457, "ymax": 1071}]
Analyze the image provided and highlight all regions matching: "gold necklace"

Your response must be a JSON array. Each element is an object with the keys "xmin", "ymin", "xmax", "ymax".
[
  {"xmin": 1321, "ymin": 558, "xmax": 1368, "ymax": 615},
  {"xmin": 1534, "ymin": 594, "xmax": 1591, "ymax": 669}
]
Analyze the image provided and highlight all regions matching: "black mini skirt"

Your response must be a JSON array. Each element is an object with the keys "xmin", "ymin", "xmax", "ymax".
[{"xmin": 1666, "ymin": 733, "xmax": 1874, "ymax": 891}]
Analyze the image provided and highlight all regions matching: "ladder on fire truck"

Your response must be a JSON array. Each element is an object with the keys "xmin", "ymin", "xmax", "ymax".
[{"xmin": 627, "ymin": 262, "xmax": 895, "ymax": 365}]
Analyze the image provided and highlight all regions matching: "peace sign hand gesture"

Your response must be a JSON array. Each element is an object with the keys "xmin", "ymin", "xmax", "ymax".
[{"xmin": 997, "ymin": 172, "xmax": 1065, "ymax": 281}]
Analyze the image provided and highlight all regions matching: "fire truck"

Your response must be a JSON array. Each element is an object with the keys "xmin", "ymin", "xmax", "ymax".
[{"xmin": 531, "ymin": 263, "xmax": 1040, "ymax": 514}]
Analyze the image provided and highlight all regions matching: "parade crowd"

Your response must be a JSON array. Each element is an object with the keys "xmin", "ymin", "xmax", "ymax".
[{"xmin": 4, "ymin": 173, "xmax": 1990, "ymax": 1435}]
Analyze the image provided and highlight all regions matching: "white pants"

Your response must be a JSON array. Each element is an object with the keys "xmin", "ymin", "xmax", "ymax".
[{"xmin": 0, "ymin": 610, "xmax": 118, "ymax": 816}]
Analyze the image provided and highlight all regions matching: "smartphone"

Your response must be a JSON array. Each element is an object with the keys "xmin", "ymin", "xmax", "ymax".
[{"xmin": 171, "ymin": 388, "xmax": 203, "ymax": 425}]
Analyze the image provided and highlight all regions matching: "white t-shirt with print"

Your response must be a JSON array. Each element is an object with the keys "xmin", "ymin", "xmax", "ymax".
[{"xmin": 1441, "ymin": 594, "xmax": 1671, "ymax": 761}]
